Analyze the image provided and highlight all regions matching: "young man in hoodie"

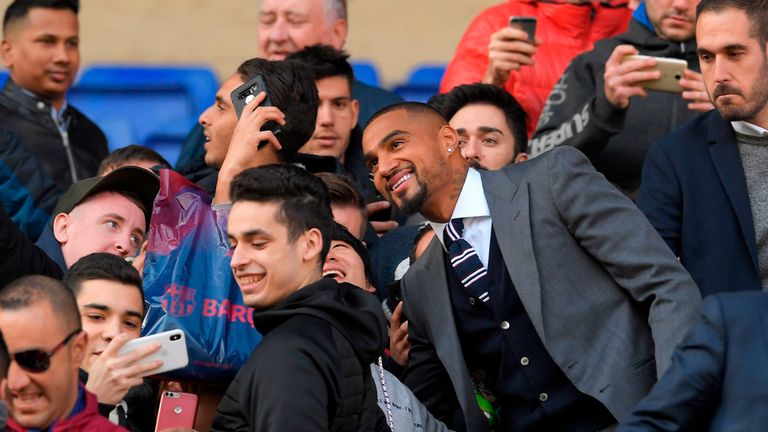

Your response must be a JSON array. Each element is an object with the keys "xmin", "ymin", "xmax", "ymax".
[{"xmin": 211, "ymin": 163, "xmax": 389, "ymax": 432}]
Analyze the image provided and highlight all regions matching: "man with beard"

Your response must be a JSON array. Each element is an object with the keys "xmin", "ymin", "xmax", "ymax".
[
  {"xmin": 362, "ymin": 102, "xmax": 701, "ymax": 430},
  {"xmin": 637, "ymin": 0, "xmax": 768, "ymax": 297},
  {"xmin": 429, "ymin": 83, "xmax": 528, "ymax": 171}
]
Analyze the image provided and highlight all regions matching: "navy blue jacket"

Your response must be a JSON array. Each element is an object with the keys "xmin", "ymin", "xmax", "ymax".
[
  {"xmin": 620, "ymin": 291, "xmax": 768, "ymax": 431},
  {"xmin": 637, "ymin": 110, "xmax": 761, "ymax": 296}
]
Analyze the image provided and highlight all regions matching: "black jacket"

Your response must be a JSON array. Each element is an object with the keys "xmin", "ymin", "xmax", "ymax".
[
  {"xmin": 0, "ymin": 79, "xmax": 108, "ymax": 189},
  {"xmin": 0, "ymin": 200, "xmax": 61, "ymax": 288},
  {"xmin": 211, "ymin": 278, "xmax": 390, "ymax": 432},
  {"xmin": 529, "ymin": 18, "xmax": 700, "ymax": 195}
]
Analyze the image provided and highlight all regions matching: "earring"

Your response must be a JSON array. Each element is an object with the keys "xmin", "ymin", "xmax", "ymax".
[{"xmin": 447, "ymin": 147, "xmax": 454, "ymax": 153}]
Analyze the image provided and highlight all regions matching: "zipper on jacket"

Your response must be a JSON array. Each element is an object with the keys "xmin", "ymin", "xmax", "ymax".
[{"xmin": 59, "ymin": 127, "xmax": 78, "ymax": 184}]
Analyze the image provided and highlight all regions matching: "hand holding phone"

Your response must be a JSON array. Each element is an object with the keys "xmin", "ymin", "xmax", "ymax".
[
  {"xmin": 86, "ymin": 333, "xmax": 163, "ymax": 405},
  {"xmin": 156, "ymin": 391, "xmax": 198, "ymax": 432},
  {"xmin": 117, "ymin": 329, "xmax": 189, "ymax": 378},
  {"xmin": 621, "ymin": 54, "xmax": 687, "ymax": 93},
  {"xmin": 483, "ymin": 17, "xmax": 538, "ymax": 86}
]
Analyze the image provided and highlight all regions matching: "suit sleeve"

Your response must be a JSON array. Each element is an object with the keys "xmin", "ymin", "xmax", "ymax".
[
  {"xmin": 400, "ymin": 277, "xmax": 464, "ymax": 429},
  {"xmin": 636, "ymin": 141, "xmax": 683, "ymax": 256},
  {"xmin": 618, "ymin": 295, "xmax": 725, "ymax": 431},
  {"xmin": 546, "ymin": 146, "xmax": 701, "ymax": 375},
  {"xmin": 528, "ymin": 53, "xmax": 628, "ymax": 159}
]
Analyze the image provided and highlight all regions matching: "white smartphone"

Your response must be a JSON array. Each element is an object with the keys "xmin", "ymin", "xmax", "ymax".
[
  {"xmin": 117, "ymin": 329, "xmax": 189, "ymax": 377},
  {"xmin": 621, "ymin": 54, "xmax": 688, "ymax": 93}
]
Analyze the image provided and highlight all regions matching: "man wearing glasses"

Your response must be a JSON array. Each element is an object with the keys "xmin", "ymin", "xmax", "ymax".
[{"xmin": 0, "ymin": 275, "xmax": 123, "ymax": 431}]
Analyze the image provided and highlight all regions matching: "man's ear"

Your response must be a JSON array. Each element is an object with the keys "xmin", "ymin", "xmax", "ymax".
[
  {"xmin": 330, "ymin": 19, "xmax": 348, "ymax": 50},
  {"xmin": 514, "ymin": 152, "xmax": 529, "ymax": 163},
  {"xmin": 438, "ymin": 124, "xmax": 459, "ymax": 154},
  {"xmin": 1, "ymin": 39, "xmax": 13, "ymax": 70},
  {"xmin": 302, "ymin": 228, "xmax": 324, "ymax": 264},
  {"xmin": 350, "ymin": 99, "xmax": 360, "ymax": 129},
  {"xmin": 52, "ymin": 213, "xmax": 71, "ymax": 244},
  {"xmin": 70, "ymin": 331, "xmax": 87, "ymax": 369}
]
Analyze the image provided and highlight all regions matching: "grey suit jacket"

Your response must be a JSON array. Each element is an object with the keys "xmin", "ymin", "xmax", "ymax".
[{"xmin": 401, "ymin": 146, "xmax": 701, "ymax": 431}]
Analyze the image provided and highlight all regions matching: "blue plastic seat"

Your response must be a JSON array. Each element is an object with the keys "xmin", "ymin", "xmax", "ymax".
[
  {"xmin": 351, "ymin": 61, "xmax": 381, "ymax": 87},
  {"xmin": 67, "ymin": 65, "xmax": 218, "ymax": 153},
  {"xmin": 392, "ymin": 64, "xmax": 447, "ymax": 103}
]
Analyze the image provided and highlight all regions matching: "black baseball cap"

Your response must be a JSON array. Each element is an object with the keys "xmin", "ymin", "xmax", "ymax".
[{"xmin": 52, "ymin": 166, "xmax": 160, "ymax": 229}]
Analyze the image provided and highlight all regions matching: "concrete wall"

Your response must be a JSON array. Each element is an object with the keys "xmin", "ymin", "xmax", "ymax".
[{"xmin": 0, "ymin": 0, "xmax": 500, "ymax": 85}]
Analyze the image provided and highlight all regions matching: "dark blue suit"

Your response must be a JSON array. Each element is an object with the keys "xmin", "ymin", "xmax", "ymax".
[
  {"xmin": 637, "ymin": 110, "xmax": 762, "ymax": 296},
  {"xmin": 619, "ymin": 291, "xmax": 768, "ymax": 431}
]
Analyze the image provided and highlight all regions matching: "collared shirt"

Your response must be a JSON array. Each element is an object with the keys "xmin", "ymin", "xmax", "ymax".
[
  {"xmin": 732, "ymin": 121, "xmax": 768, "ymax": 137},
  {"xmin": 429, "ymin": 168, "xmax": 492, "ymax": 268},
  {"xmin": 18, "ymin": 86, "xmax": 69, "ymax": 134}
]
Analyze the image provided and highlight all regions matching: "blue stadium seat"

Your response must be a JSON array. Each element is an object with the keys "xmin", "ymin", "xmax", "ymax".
[
  {"xmin": 67, "ymin": 65, "xmax": 218, "ymax": 154},
  {"xmin": 351, "ymin": 61, "xmax": 381, "ymax": 87},
  {"xmin": 392, "ymin": 64, "xmax": 447, "ymax": 103}
]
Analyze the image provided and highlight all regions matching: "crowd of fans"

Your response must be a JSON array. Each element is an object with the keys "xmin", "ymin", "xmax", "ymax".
[{"xmin": 0, "ymin": 0, "xmax": 766, "ymax": 430}]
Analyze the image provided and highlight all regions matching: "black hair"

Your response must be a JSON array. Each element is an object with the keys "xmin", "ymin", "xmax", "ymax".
[
  {"xmin": 63, "ymin": 253, "xmax": 145, "ymax": 312},
  {"xmin": 428, "ymin": 83, "xmax": 528, "ymax": 156},
  {"xmin": 230, "ymin": 164, "xmax": 334, "ymax": 266},
  {"xmin": 0, "ymin": 331, "xmax": 8, "ymax": 378},
  {"xmin": 0, "ymin": 275, "xmax": 81, "ymax": 331},
  {"xmin": 316, "ymin": 172, "xmax": 367, "ymax": 235},
  {"xmin": 4, "ymin": 0, "xmax": 78, "ymax": 33},
  {"xmin": 697, "ymin": 0, "xmax": 768, "ymax": 46},
  {"xmin": 331, "ymin": 222, "xmax": 375, "ymax": 287},
  {"xmin": 236, "ymin": 58, "xmax": 319, "ymax": 161},
  {"xmin": 98, "ymin": 145, "xmax": 171, "ymax": 176},
  {"xmin": 286, "ymin": 44, "xmax": 355, "ymax": 90},
  {"xmin": 367, "ymin": 101, "xmax": 447, "ymax": 129}
]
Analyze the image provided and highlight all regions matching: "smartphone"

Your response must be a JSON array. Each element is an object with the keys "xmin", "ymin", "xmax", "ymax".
[
  {"xmin": 117, "ymin": 329, "xmax": 189, "ymax": 377},
  {"xmin": 621, "ymin": 55, "xmax": 688, "ymax": 93},
  {"xmin": 155, "ymin": 391, "xmax": 198, "ymax": 432},
  {"xmin": 509, "ymin": 16, "xmax": 537, "ymax": 43},
  {"xmin": 230, "ymin": 75, "xmax": 282, "ymax": 148}
]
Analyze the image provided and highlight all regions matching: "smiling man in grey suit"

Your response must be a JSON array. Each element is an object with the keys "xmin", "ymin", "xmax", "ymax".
[{"xmin": 362, "ymin": 102, "xmax": 702, "ymax": 432}]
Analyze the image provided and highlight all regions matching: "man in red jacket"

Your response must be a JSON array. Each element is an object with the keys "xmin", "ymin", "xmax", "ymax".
[
  {"xmin": 440, "ymin": 0, "xmax": 634, "ymax": 135},
  {"xmin": 0, "ymin": 275, "xmax": 124, "ymax": 431}
]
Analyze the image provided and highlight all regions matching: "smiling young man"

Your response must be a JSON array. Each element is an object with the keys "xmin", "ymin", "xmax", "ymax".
[
  {"xmin": 0, "ymin": 275, "xmax": 123, "ymax": 431},
  {"xmin": 637, "ymin": 0, "xmax": 768, "ymax": 297},
  {"xmin": 211, "ymin": 164, "xmax": 388, "ymax": 432},
  {"xmin": 362, "ymin": 102, "xmax": 701, "ymax": 431},
  {"xmin": 0, "ymin": 0, "xmax": 107, "ymax": 190},
  {"xmin": 63, "ymin": 253, "xmax": 160, "ymax": 431}
]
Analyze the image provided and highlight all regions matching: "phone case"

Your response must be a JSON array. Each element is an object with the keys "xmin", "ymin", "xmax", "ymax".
[
  {"xmin": 509, "ymin": 16, "xmax": 537, "ymax": 42},
  {"xmin": 117, "ymin": 329, "xmax": 189, "ymax": 377},
  {"xmin": 622, "ymin": 55, "xmax": 688, "ymax": 93},
  {"xmin": 155, "ymin": 391, "xmax": 198, "ymax": 432}
]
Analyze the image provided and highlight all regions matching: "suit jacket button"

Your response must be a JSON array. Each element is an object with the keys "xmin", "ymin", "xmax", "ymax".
[
  {"xmin": 520, "ymin": 356, "xmax": 529, "ymax": 366},
  {"xmin": 539, "ymin": 393, "xmax": 548, "ymax": 402},
  {"xmin": 500, "ymin": 321, "xmax": 510, "ymax": 330},
  {"xmin": 469, "ymin": 297, "xmax": 475, "ymax": 305}
]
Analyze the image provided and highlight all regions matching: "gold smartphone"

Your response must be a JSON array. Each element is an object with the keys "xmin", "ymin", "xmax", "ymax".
[{"xmin": 622, "ymin": 55, "xmax": 688, "ymax": 93}]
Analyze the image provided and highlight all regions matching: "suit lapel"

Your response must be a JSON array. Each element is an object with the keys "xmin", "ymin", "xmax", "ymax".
[
  {"xmin": 707, "ymin": 114, "xmax": 760, "ymax": 273},
  {"xmin": 481, "ymin": 170, "xmax": 546, "ymax": 336}
]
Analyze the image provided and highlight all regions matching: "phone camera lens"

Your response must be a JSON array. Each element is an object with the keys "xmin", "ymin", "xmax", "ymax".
[
  {"xmin": 170, "ymin": 334, "xmax": 181, "ymax": 341},
  {"xmin": 675, "ymin": 74, "xmax": 681, "ymax": 80}
]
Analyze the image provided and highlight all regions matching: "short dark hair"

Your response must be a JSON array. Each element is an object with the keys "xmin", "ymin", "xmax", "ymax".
[
  {"xmin": 286, "ymin": 44, "xmax": 355, "ymax": 90},
  {"xmin": 367, "ymin": 101, "xmax": 447, "ymax": 128},
  {"xmin": 98, "ymin": 145, "xmax": 171, "ymax": 176},
  {"xmin": 0, "ymin": 331, "xmax": 8, "ymax": 377},
  {"xmin": 3, "ymin": 0, "xmax": 78, "ymax": 34},
  {"xmin": 696, "ymin": 0, "xmax": 768, "ymax": 46},
  {"xmin": 230, "ymin": 164, "xmax": 334, "ymax": 266},
  {"xmin": 63, "ymin": 253, "xmax": 145, "ymax": 311},
  {"xmin": 316, "ymin": 172, "xmax": 366, "ymax": 220},
  {"xmin": 429, "ymin": 84, "xmax": 528, "ymax": 156},
  {"xmin": 0, "ymin": 275, "xmax": 81, "ymax": 331},
  {"xmin": 236, "ymin": 58, "xmax": 319, "ymax": 161}
]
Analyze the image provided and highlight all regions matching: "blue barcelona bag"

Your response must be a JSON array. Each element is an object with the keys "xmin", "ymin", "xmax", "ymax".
[{"xmin": 141, "ymin": 169, "xmax": 261, "ymax": 381}]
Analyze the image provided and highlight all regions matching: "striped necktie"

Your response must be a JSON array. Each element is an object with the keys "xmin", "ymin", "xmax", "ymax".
[{"xmin": 444, "ymin": 218, "xmax": 490, "ymax": 303}]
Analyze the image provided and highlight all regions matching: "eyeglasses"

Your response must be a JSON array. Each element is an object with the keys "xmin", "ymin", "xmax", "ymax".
[{"xmin": 10, "ymin": 328, "xmax": 81, "ymax": 373}]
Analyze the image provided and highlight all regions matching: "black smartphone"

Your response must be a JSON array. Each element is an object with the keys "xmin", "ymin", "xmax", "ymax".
[
  {"xmin": 509, "ymin": 16, "xmax": 537, "ymax": 43},
  {"xmin": 366, "ymin": 177, "xmax": 391, "ymax": 222},
  {"xmin": 230, "ymin": 75, "xmax": 282, "ymax": 147}
]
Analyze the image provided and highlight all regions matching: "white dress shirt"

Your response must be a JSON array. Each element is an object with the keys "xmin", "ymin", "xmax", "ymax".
[
  {"xmin": 731, "ymin": 121, "xmax": 768, "ymax": 137},
  {"xmin": 429, "ymin": 168, "xmax": 493, "ymax": 268}
]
